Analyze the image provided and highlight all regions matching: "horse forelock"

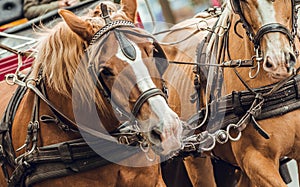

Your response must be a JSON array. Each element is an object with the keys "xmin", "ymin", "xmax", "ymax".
[{"xmin": 85, "ymin": 1, "xmax": 131, "ymax": 24}]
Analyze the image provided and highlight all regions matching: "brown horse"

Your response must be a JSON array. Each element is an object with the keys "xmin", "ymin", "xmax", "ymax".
[
  {"xmin": 0, "ymin": 1, "xmax": 183, "ymax": 186},
  {"xmin": 162, "ymin": 0, "xmax": 300, "ymax": 186}
]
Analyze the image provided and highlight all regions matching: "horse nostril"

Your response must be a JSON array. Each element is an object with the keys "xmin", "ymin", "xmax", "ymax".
[
  {"xmin": 150, "ymin": 126, "xmax": 162, "ymax": 142},
  {"xmin": 265, "ymin": 60, "xmax": 273, "ymax": 68},
  {"xmin": 287, "ymin": 52, "xmax": 296, "ymax": 66}
]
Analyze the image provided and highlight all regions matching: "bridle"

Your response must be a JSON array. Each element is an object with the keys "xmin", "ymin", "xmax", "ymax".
[
  {"xmin": 230, "ymin": 0, "xmax": 299, "ymax": 76},
  {"xmin": 0, "ymin": 6, "xmax": 176, "ymax": 185},
  {"xmin": 230, "ymin": 0, "xmax": 298, "ymax": 47},
  {"xmin": 3, "ymin": 3, "xmax": 171, "ymax": 163},
  {"xmin": 86, "ymin": 4, "xmax": 169, "ymax": 126}
]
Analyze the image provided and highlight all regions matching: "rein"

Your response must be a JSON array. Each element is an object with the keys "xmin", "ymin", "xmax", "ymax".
[{"xmin": 169, "ymin": 59, "xmax": 253, "ymax": 68}]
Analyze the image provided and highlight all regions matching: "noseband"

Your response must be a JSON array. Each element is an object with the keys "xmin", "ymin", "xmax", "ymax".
[
  {"xmin": 87, "ymin": 4, "xmax": 168, "ymax": 122},
  {"xmin": 230, "ymin": 0, "xmax": 298, "ymax": 55}
]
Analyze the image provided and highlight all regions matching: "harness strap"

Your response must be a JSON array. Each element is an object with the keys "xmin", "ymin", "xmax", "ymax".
[
  {"xmin": 132, "ymin": 88, "xmax": 167, "ymax": 117},
  {"xmin": 101, "ymin": 3, "xmax": 112, "ymax": 24},
  {"xmin": 187, "ymin": 74, "xmax": 300, "ymax": 133},
  {"xmin": 26, "ymin": 82, "xmax": 121, "ymax": 143},
  {"xmin": 253, "ymin": 23, "xmax": 294, "ymax": 49},
  {"xmin": 1, "ymin": 79, "xmax": 144, "ymax": 186},
  {"xmin": 8, "ymin": 137, "xmax": 141, "ymax": 186},
  {"xmin": 0, "ymin": 43, "xmax": 32, "ymax": 57},
  {"xmin": 0, "ymin": 82, "xmax": 29, "ymax": 183}
]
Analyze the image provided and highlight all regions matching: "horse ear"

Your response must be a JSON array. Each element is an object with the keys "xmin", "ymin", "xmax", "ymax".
[
  {"xmin": 58, "ymin": 9, "xmax": 94, "ymax": 41},
  {"xmin": 120, "ymin": 0, "xmax": 137, "ymax": 22}
]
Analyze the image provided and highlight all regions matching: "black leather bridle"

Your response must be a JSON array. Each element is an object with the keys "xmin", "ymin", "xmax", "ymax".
[
  {"xmin": 87, "ymin": 4, "xmax": 169, "ymax": 125},
  {"xmin": 230, "ymin": 0, "xmax": 298, "ymax": 54}
]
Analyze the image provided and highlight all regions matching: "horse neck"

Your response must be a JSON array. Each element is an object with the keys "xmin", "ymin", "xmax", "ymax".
[
  {"xmin": 11, "ymin": 83, "xmax": 120, "ymax": 150},
  {"xmin": 162, "ymin": 44, "xmax": 199, "ymax": 119},
  {"xmin": 223, "ymin": 13, "xmax": 274, "ymax": 94},
  {"xmin": 164, "ymin": 63, "xmax": 197, "ymax": 119}
]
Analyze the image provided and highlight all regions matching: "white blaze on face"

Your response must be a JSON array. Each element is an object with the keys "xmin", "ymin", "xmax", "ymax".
[
  {"xmin": 257, "ymin": 0, "xmax": 276, "ymax": 25},
  {"xmin": 116, "ymin": 40, "xmax": 182, "ymax": 154},
  {"xmin": 115, "ymin": 41, "xmax": 174, "ymax": 123},
  {"xmin": 256, "ymin": 0, "xmax": 281, "ymax": 47}
]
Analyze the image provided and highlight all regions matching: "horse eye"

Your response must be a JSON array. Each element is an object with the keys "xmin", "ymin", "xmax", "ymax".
[{"xmin": 101, "ymin": 67, "xmax": 114, "ymax": 76}]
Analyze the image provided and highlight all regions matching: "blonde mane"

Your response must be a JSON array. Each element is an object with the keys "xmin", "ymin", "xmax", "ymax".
[
  {"xmin": 33, "ymin": 22, "xmax": 86, "ymax": 96},
  {"xmin": 31, "ymin": 2, "xmax": 129, "ymax": 114}
]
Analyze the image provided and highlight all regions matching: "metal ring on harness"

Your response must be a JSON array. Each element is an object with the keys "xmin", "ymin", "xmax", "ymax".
[
  {"xmin": 226, "ymin": 123, "xmax": 242, "ymax": 141},
  {"xmin": 5, "ymin": 74, "xmax": 17, "ymax": 86},
  {"xmin": 249, "ymin": 55, "xmax": 261, "ymax": 79},
  {"xmin": 139, "ymin": 141, "xmax": 156, "ymax": 162},
  {"xmin": 201, "ymin": 133, "xmax": 216, "ymax": 152}
]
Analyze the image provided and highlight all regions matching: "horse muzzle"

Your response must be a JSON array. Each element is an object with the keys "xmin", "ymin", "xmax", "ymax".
[
  {"xmin": 263, "ymin": 50, "xmax": 297, "ymax": 79},
  {"xmin": 145, "ymin": 119, "xmax": 183, "ymax": 156}
]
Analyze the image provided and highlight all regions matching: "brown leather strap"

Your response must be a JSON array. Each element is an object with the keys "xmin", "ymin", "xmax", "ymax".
[{"xmin": 26, "ymin": 82, "xmax": 119, "ymax": 143}]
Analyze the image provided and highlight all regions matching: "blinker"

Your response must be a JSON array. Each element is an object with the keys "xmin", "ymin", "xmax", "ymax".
[
  {"xmin": 114, "ymin": 31, "xmax": 137, "ymax": 61},
  {"xmin": 100, "ymin": 2, "xmax": 136, "ymax": 61}
]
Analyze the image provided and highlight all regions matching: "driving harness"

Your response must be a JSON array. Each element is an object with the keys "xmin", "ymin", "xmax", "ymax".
[
  {"xmin": 192, "ymin": 0, "xmax": 299, "ymax": 138},
  {"xmin": 0, "ymin": 4, "xmax": 170, "ymax": 187},
  {"xmin": 182, "ymin": 1, "xmax": 300, "ymax": 183}
]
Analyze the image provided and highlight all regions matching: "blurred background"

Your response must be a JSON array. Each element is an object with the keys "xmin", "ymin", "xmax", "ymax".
[{"xmin": 116, "ymin": 0, "xmax": 221, "ymax": 32}]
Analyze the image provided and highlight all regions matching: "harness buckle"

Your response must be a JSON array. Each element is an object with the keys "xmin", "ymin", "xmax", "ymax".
[
  {"xmin": 58, "ymin": 143, "xmax": 73, "ymax": 163},
  {"xmin": 118, "ymin": 136, "xmax": 130, "ymax": 145}
]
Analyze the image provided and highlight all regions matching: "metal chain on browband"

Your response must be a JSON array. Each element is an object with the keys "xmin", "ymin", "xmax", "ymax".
[{"xmin": 88, "ymin": 20, "xmax": 135, "ymax": 46}]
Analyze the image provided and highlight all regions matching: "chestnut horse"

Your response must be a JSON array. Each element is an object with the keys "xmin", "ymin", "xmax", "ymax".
[
  {"xmin": 162, "ymin": 0, "xmax": 300, "ymax": 186},
  {"xmin": 0, "ymin": 1, "xmax": 183, "ymax": 186}
]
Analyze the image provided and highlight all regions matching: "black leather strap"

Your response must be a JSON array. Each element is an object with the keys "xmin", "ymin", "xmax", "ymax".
[
  {"xmin": 187, "ymin": 74, "xmax": 300, "ymax": 135},
  {"xmin": 132, "ymin": 88, "xmax": 167, "ymax": 117},
  {"xmin": 26, "ymin": 82, "xmax": 119, "ymax": 143},
  {"xmin": 253, "ymin": 23, "xmax": 294, "ymax": 48},
  {"xmin": 231, "ymin": 0, "xmax": 296, "ymax": 48},
  {"xmin": 114, "ymin": 30, "xmax": 137, "ymax": 61}
]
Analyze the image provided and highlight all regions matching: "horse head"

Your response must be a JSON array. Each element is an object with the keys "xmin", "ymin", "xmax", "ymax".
[
  {"xmin": 34, "ymin": 0, "xmax": 182, "ymax": 156},
  {"xmin": 230, "ymin": 0, "xmax": 298, "ymax": 79}
]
